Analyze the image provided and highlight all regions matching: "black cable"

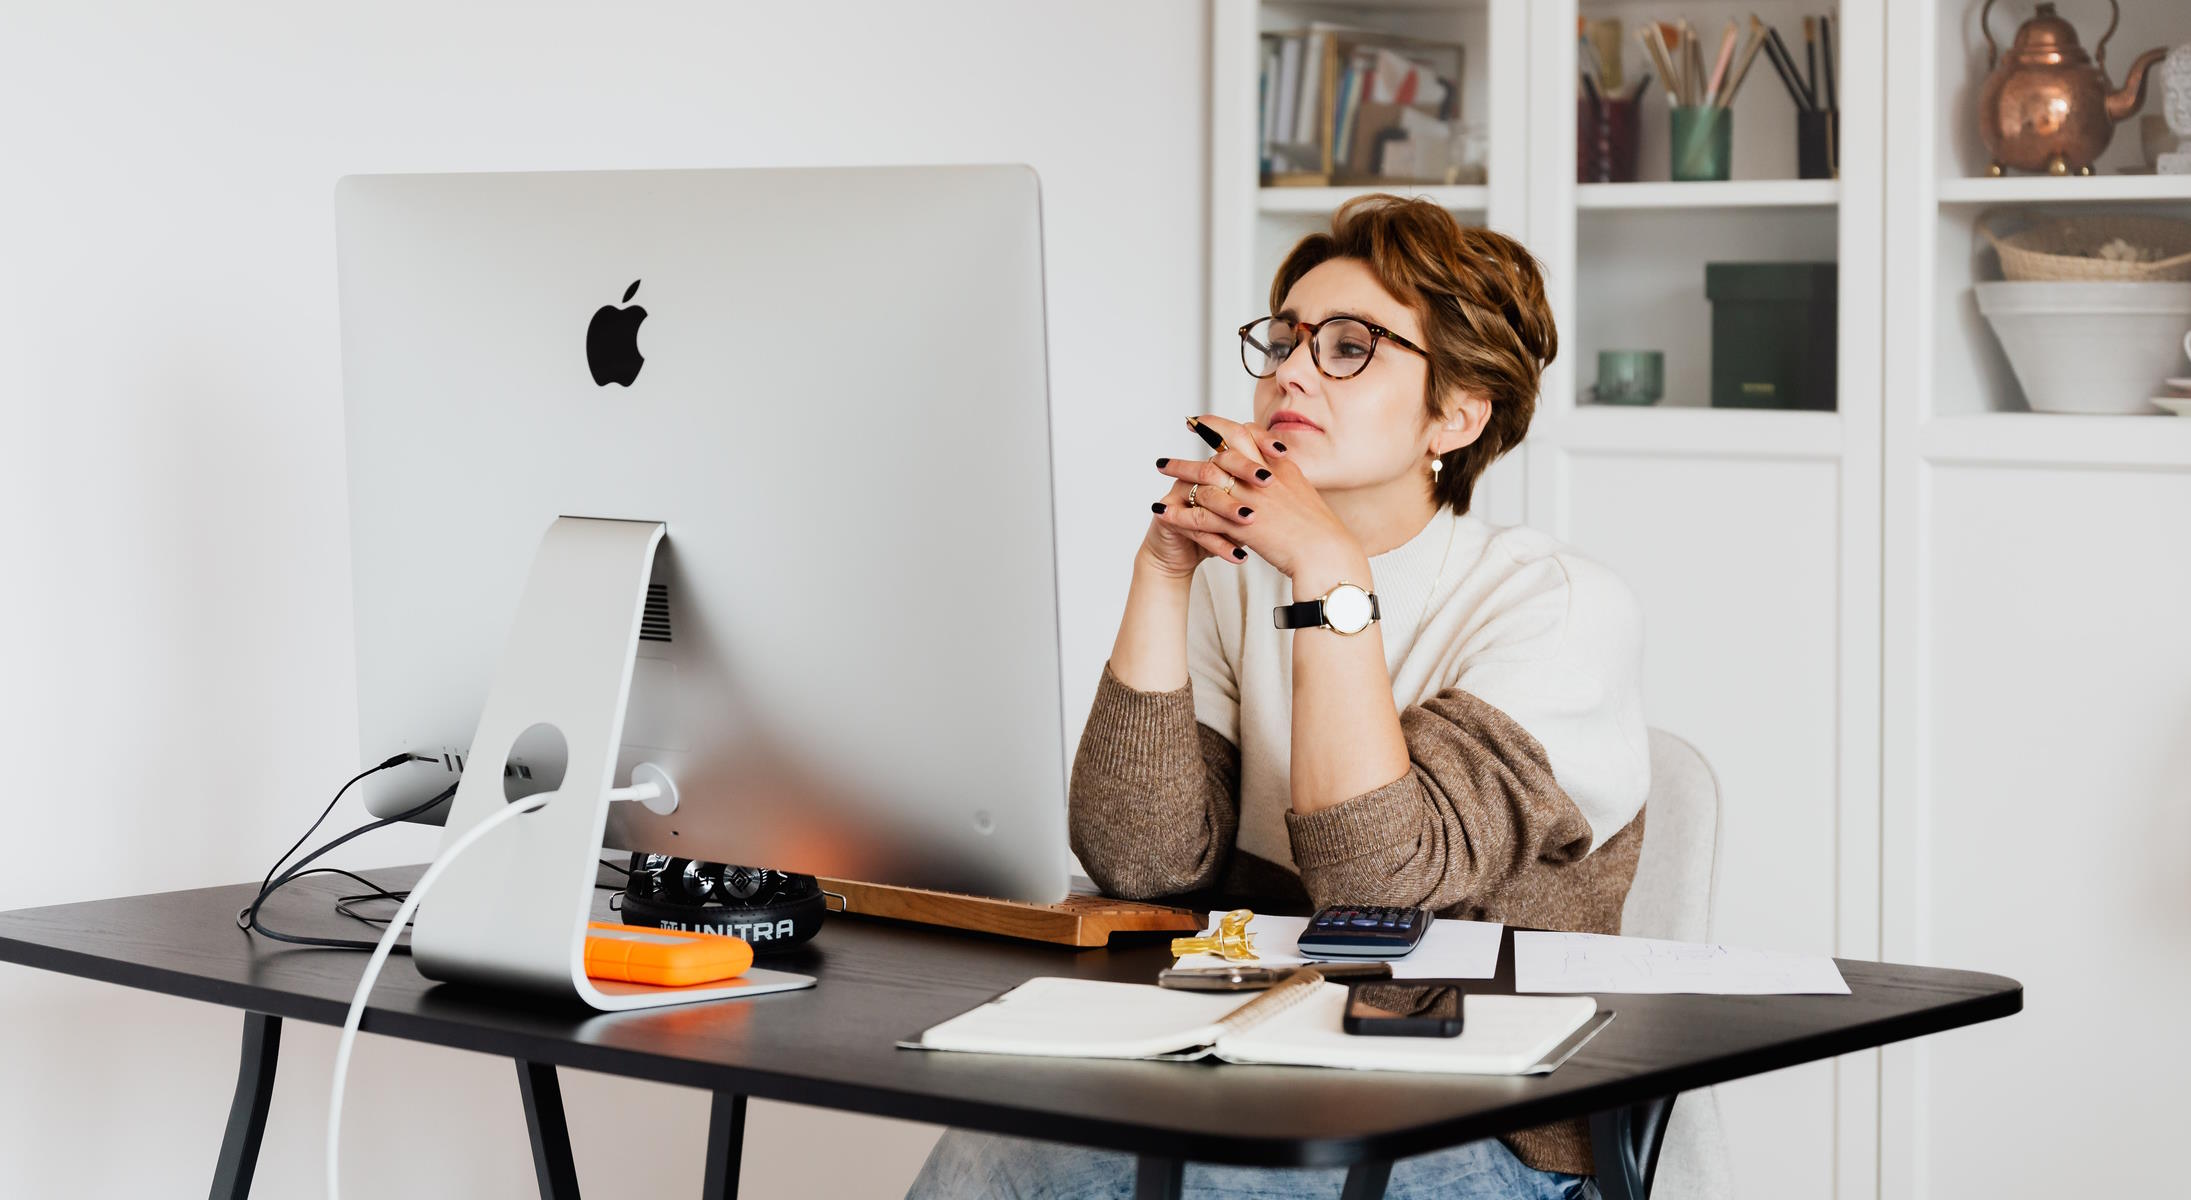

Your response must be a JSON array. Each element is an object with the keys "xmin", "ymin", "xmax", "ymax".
[
  {"xmin": 237, "ymin": 781, "xmax": 459, "ymax": 952},
  {"xmin": 249, "ymin": 753, "xmax": 432, "ymax": 912},
  {"xmin": 335, "ymin": 859, "xmax": 630, "ymax": 925},
  {"xmin": 241, "ymin": 766, "xmax": 635, "ymax": 950}
]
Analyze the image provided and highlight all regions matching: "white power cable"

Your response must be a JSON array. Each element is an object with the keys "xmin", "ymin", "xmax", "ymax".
[{"xmin": 326, "ymin": 792, "xmax": 549, "ymax": 1199}]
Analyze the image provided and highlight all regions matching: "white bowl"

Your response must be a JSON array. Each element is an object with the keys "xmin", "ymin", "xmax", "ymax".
[{"xmin": 1974, "ymin": 281, "xmax": 2191, "ymax": 415}]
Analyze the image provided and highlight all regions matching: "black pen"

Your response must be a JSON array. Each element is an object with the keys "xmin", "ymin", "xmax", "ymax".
[
  {"xmin": 1819, "ymin": 13, "xmax": 1837, "ymax": 112},
  {"xmin": 1187, "ymin": 415, "xmax": 1227, "ymax": 451},
  {"xmin": 1762, "ymin": 22, "xmax": 1813, "ymax": 111},
  {"xmin": 1803, "ymin": 16, "xmax": 1818, "ymax": 110}
]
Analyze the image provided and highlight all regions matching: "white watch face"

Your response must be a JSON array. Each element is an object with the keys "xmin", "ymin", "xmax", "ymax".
[{"xmin": 1324, "ymin": 584, "xmax": 1374, "ymax": 634}]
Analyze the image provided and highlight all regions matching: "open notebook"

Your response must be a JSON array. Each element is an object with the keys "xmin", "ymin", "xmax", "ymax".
[{"xmin": 903, "ymin": 971, "xmax": 1609, "ymax": 1076}]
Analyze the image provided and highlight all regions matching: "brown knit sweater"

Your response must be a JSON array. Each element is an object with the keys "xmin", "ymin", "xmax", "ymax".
[{"xmin": 1067, "ymin": 657, "xmax": 1644, "ymax": 1177}]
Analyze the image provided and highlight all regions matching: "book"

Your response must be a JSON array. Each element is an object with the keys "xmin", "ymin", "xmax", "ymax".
[
  {"xmin": 1293, "ymin": 31, "xmax": 1328, "ymax": 148},
  {"xmin": 1273, "ymin": 35, "xmax": 1303, "ymax": 163},
  {"xmin": 903, "ymin": 973, "xmax": 1607, "ymax": 1077},
  {"xmin": 1259, "ymin": 43, "xmax": 1281, "ymax": 169}
]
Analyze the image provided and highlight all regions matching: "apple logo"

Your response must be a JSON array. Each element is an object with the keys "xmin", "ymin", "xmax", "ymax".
[{"xmin": 586, "ymin": 279, "xmax": 647, "ymax": 387}]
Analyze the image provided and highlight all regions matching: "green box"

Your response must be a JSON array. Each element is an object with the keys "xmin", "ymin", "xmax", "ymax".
[{"xmin": 1704, "ymin": 262, "xmax": 1837, "ymax": 411}]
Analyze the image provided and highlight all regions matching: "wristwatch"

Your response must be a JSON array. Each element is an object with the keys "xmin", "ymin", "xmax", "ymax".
[{"xmin": 1273, "ymin": 581, "xmax": 1380, "ymax": 636}]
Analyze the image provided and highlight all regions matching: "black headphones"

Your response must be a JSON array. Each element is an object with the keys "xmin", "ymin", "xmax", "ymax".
[{"xmin": 611, "ymin": 853, "xmax": 831, "ymax": 955}]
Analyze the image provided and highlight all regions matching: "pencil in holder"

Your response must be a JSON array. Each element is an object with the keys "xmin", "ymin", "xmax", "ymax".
[
  {"xmin": 1797, "ymin": 110, "xmax": 1839, "ymax": 180},
  {"xmin": 1670, "ymin": 106, "xmax": 1733, "ymax": 182}
]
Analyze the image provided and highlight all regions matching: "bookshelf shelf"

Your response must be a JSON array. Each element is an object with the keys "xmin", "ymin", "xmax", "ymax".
[
  {"xmin": 1916, "ymin": 413, "xmax": 2191, "ymax": 469},
  {"xmin": 1576, "ymin": 179, "xmax": 1840, "ymax": 211},
  {"xmin": 1550, "ymin": 404, "xmax": 1842, "ymax": 460},
  {"xmin": 1936, "ymin": 174, "xmax": 2191, "ymax": 206},
  {"xmin": 1256, "ymin": 183, "xmax": 1489, "ymax": 214}
]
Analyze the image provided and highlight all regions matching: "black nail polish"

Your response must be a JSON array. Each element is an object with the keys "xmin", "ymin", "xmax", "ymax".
[
  {"xmin": 1255, "ymin": 468, "xmax": 1271, "ymax": 481},
  {"xmin": 1238, "ymin": 507, "xmax": 1253, "ymax": 518},
  {"xmin": 1272, "ymin": 442, "xmax": 1287, "ymax": 453},
  {"xmin": 1232, "ymin": 547, "xmax": 1247, "ymax": 559},
  {"xmin": 1152, "ymin": 502, "xmax": 1166, "ymax": 513},
  {"xmin": 1155, "ymin": 457, "xmax": 1170, "ymax": 468}
]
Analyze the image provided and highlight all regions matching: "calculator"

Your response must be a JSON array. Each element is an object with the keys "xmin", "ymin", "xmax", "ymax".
[{"xmin": 1295, "ymin": 905, "xmax": 1433, "ymax": 960}]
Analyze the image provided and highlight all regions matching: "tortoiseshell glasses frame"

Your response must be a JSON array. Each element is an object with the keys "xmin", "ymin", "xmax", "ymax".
[{"xmin": 1237, "ymin": 315, "xmax": 1430, "ymax": 381}]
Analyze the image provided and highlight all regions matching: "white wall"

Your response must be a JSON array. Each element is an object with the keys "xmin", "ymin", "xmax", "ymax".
[{"xmin": 0, "ymin": 2, "xmax": 1209, "ymax": 1195}]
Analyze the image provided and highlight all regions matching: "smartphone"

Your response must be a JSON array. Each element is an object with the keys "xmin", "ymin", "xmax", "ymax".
[{"xmin": 1341, "ymin": 982, "xmax": 1466, "ymax": 1037}]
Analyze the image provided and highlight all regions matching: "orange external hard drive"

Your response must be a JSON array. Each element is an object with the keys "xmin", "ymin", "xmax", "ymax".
[{"xmin": 582, "ymin": 921, "xmax": 755, "ymax": 987}]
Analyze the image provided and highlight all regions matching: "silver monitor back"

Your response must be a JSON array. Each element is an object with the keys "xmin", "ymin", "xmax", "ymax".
[{"xmin": 336, "ymin": 164, "xmax": 1069, "ymax": 904}]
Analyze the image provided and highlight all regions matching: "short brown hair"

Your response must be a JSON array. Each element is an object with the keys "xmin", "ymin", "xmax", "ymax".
[{"xmin": 1268, "ymin": 194, "xmax": 1556, "ymax": 515}]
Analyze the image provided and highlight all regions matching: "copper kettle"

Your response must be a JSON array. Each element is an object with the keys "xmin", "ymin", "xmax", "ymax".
[{"xmin": 1977, "ymin": 0, "xmax": 2165, "ymax": 175}]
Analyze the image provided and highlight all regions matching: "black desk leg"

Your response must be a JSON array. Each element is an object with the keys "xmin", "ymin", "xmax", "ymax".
[
  {"xmin": 702, "ymin": 1092, "xmax": 747, "ymax": 1199},
  {"xmin": 209, "ymin": 1011, "xmax": 281, "ymax": 1200},
  {"xmin": 1589, "ymin": 1095, "xmax": 1677, "ymax": 1200},
  {"xmin": 1134, "ymin": 1155, "xmax": 1183, "ymax": 1200},
  {"xmin": 515, "ymin": 1060, "xmax": 582, "ymax": 1199},
  {"xmin": 1340, "ymin": 1160, "xmax": 1393, "ymax": 1200}
]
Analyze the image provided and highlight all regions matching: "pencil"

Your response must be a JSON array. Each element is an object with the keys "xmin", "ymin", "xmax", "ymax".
[
  {"xmin": 1656, "ymin": 22, "xmax": 1687, "ymax": 103},
  {"xmin": 1639, "ymin": 25, "xmax": 1679, "ymax": 105},
  {"xmin": 1706, "ymin": 20, "xmax": 1738, "ymax": 107},
  {"xmin": 1718, "ymin": 17, "xmax": 1771, "ymax": 109},
  {"xmin": 1763, "ymin": 20, "xmax": 1815, "ymax": 111},
  {"xmin": 1687, "ymin": 22, "xmax": 1707, "ymax": 107},
  {"xmin": 1819, "ymin": 13, "xmax": 1838, "ymax": 111},
  {"xmin": 1803, "ymin": 17, "xmax": 1819, "ymax": 110}
]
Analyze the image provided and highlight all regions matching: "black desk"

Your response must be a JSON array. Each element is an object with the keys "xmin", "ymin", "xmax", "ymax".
[{"xmin": 0, "ymin": 864, "xmax": 2019, "ymax": 1200}]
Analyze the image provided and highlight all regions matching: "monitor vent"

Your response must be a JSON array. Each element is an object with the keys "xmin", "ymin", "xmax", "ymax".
[{"xmin": 641, "ymin": 583, "xmax": 672, "ymax": 643}]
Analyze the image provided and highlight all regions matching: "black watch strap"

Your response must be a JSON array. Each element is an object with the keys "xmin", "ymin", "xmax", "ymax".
[{"xmin": 1272, "ymin": 590, "xmax": 1381, "ymax": 630}]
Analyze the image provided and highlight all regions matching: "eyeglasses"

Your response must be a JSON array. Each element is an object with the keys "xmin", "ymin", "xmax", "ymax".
[{"xmin": 1238, "ymin": 315, "xmax": 1429, "ymax": 381}]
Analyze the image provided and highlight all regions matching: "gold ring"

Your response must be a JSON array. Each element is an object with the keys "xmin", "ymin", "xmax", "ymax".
[
  {"xmin": 1216, "ymin": 472, "xmax": 1235, "ymax": 494},
  {"xmin": 1186, "ymin": 483, "xmax": 1201, "ymax": 508}
]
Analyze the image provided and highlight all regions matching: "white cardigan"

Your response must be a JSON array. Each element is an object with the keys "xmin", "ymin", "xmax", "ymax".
[{"xmin": 1186, "ymin": 504, "xmax": 1652, "ymax": 866}]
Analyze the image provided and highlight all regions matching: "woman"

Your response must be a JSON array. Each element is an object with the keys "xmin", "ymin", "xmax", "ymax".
[{"xmin": 908, "ymin": 195, "xmax": 1649, "ymax": 1200}]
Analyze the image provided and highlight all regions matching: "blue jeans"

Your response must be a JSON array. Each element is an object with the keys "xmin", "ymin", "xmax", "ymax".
[{"xmin": 906, "ymin": 1128, "xmax": 1595, "ymax": 1199}]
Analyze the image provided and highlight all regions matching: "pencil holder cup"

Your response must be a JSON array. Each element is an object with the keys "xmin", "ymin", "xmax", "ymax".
[
  {"xmin": 1578, "ymin": 95, "xmax": 1642, "ymax": 183},
  {"xmin": 1670, "ymin": 106, "xmax": 1733, "ymax": 182},
  {"xmin": 1594, "ymin": 350, "xmax": 1665, "ymax": 406},
  {"xmin": 1798, "ymin": 110, "xmax": 1839, "ymax": 179}
]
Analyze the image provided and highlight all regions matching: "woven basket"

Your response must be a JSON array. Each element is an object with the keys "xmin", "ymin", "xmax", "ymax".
[{"xmin": 1981, "ymin": 214, "xmax": 2191, "ymax": 283}]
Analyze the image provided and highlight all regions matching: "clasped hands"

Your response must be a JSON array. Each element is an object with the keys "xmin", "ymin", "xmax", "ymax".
[{"xmin": 1147, "ymin": 414, "xmax": 1357, "ymax": 583}]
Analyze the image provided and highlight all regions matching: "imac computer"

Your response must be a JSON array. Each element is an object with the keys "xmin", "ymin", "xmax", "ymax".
[{"xmin": 334, "ymin": 164, "xmax": 1070, "ymax": 1010}]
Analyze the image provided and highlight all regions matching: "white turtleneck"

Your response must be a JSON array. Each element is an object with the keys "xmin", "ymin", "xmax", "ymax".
[{"xmin": 1185, "ymin": 505, "xmax": 1650, "ymax": 868}]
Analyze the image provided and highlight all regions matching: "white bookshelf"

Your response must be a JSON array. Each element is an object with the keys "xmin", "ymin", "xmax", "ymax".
[
  {"xmin": 1213, "ymin": 4, "xmax": 2191, "ymax": 1197},
  {"xmin": 1880, "ymin": 5, "xmax": 2191, "ymax": 1200},
  {"xmin": 1211, "ymin": 4, "xmax": 1886, "ymax": 1197},
  {"xmin": 1907, "ymin": 0, "xmax": 2191, "ymax": 430}
]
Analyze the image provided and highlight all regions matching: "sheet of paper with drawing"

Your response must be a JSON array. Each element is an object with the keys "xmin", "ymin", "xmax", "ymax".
[
  {"xmin": 1172, "ymin": 911, "xmax": 1504, "ymax": 979},
  {"xmin": 1513, "ymin": 931, "xmax": 1851, "ymax": 995}
]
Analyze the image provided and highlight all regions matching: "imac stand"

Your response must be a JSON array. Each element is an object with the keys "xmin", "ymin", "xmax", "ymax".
[{"xmin": 411, "ymin": 516, "xmax": 816, "ymax": 1010}]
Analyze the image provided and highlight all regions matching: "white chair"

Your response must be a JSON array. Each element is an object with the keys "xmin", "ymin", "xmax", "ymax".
[{"xmin": 1597, "ymin": 729, "xmax": 1734, "ymax": 1200}]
